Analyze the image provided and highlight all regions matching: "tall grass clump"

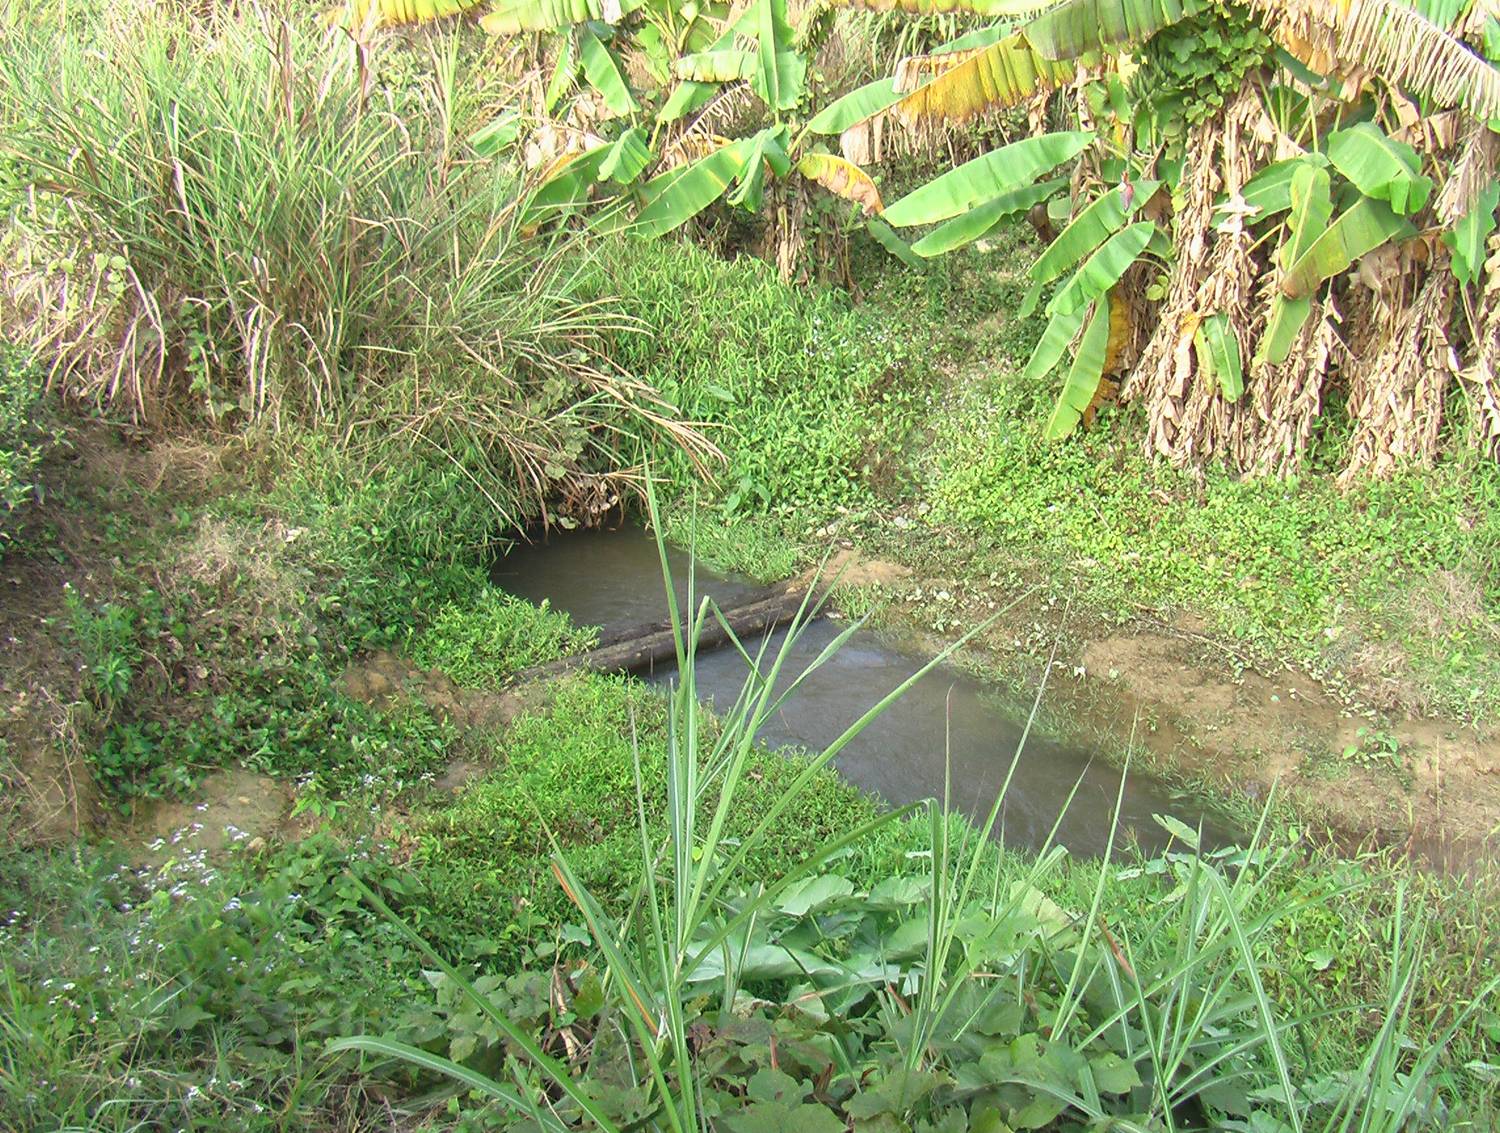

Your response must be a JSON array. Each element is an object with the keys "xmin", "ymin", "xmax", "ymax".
[
  {"xmin": 0, "ymin": 1, "xmax": 708, "ymax": 523},
  {"xmin": 335, "ymin": 508, "xmax": 1497, "ymax": 1131}
]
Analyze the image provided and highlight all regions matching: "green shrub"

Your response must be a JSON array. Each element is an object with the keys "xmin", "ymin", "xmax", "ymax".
[
  {"xmin": 410, "ymin": 589, "xmax": 597, "ymax": 688},
  {"xmin": 0, "ymin": 346, "xmax": 55, "ymax": 545},
  {"xmin": 0, "ymin": 8, "xmax": 696, "ymax": 525}
]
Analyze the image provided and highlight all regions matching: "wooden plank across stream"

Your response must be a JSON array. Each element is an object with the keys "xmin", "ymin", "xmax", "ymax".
[{"xmin": 512, "ymin": 577, "xmax": 819, "ymax": 682}]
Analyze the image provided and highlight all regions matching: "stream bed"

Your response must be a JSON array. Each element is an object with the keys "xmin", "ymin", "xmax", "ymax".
[{"xmin": 494, "ymin": 529, "xmax": 1236, "ymax": 858}]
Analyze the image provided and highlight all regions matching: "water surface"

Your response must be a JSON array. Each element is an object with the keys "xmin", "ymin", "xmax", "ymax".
[{"xmin": 495, "ymin": 529, "xmax": 1234, "ymax": 858}]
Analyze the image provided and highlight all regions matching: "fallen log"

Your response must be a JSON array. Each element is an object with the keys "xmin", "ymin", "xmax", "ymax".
[{"xmin": 513, "ymin": 579, "xmax": 818, "ymax": 683}]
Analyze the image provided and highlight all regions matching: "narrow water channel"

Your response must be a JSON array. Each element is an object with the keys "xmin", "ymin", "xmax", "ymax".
[{"xmin": 494, "ymin": 529, "xmax": 1236, "ymax": 858}]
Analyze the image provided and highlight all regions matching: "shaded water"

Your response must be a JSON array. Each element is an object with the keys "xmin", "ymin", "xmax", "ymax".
[{"xmin": 495, "ymin": 529, "xmax": 1235, "ymax": 858}]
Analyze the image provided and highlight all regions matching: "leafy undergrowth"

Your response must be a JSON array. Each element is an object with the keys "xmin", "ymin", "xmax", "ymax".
[{"xmin": 612, "ymin": 228, "xmax": 1500, "ymax": 725}]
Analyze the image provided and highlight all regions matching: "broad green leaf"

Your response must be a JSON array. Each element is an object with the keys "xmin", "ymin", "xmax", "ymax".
[
  {"xmin": 544, "ymin": 32, "xmax": 577, "ymax": 113},
  {"xmin": 883, "ymin": 131, "xmax": 1093, "ymax": 226},
  {"xmin": 1217, "ymin": 153, "xmax": 1329, "ymax": 229},
  {"xmin": 911, "ymin": 177, "xmax": 1067, "ymax": 256},
  {"xmin": 1023, "ymin": 303, "xmax": 1088, "ymax": 381},
  {"xmin": 1193, "ymin": 312, "xmax": 1243, "ymax": 400},
  {"xmin": 524, "ymin": 144, "xmax": 611, "ymax": 223},
  {"xmin": 805, "ymin": 77, "xmax": 902, "ymax": 135},
  {"xmin": 1046, "ymin": 220, "xmax": 1155, "ymax": 316},
  {"xmin": 1260, "ymin": 163, "xmax": 1332, "ymax": 364},
  {"xmin": 482, "ymin": 0, "xmax": 640, "ymax": 34},
  {"xmin": 657, "ymin": 80, "xmax": 717, "ymax": 123},
  {"xmin": 1326, "ymin": 121, "xmax": 1431, "ymax": 215},
  {"xmin": 1026, "ymin": 178, "xmax": 1161, "ymax": 306},
  {"xmin": 1442, "ymin": 179, "xmax": 1499, "ymax": 286},
  {"xmin": 1281, "ymin": 197, "xmax": 1411, "ymax": 299},
  {"xmin": 673, "ymin": 49, "xmax": 757, "ymax": 82},
  {"xmin": 754, "ymin": 0, "xmax": 803, "ymax": 111},
  {"xmin": 469, "ymin": 111, "xmax": 520, "ymax": 157},
  {"xmin": 597, "ymin": 127, "xmax": 652, "ymax": 183},
  {"xmin": 936, "ymin": 21, "xmax": 1017, "ymax": 52},
  {"xmin": 578, "ymin": 25, "xmax": 639, "ymax": 115},
  {"xmin": 797, "ymin": 152, "xmax": 884, "ymax": 215},
  {"xmin": 727, "ymin": 129, "xmax": 789, "ymax": 211},
  {"xmin": 867, "ymin": 217, "xmax": 926, "ymax": 268},
  {"xmin": 634, "ymin": 138, "xmax": 754, "ymax": 236},
  {"xmin": 1023, "ymin": 0, "xmax": 1208, "ymax": 61},
  {"xmin": 774, "ymin": 873, "xmax": 855, "ymax": 916},
  {"xmin": 1045, "ymin": 298, "xmax": 1111, "ymax": 439}
]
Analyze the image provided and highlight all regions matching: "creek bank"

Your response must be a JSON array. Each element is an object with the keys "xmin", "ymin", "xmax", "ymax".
[{"xmin": 796, "ymin": 520, "xmax": 1500, "ymax": 871}]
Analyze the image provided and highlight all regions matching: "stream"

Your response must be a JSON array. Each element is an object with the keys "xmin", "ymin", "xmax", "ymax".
[{"xmin": 494, "ymin": 529, "xmax": 1236, "ymax": 858}]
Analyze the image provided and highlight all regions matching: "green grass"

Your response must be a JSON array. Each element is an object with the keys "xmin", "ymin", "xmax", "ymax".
[{"xmin": 0, "ymin": 345, "xmax": 57, "ymax": 547}]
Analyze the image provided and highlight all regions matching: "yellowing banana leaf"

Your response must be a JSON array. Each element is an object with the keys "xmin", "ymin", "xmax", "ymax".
[
  {"xmin": 1280, "ymin": 197, "xmax": 1412, "ymax": 299},
  {"xmin": 1023, "ymin": 303, "xmax": 1089, "ymax": 381},
  {"xmin": 805, "ymin": 77, "xmax": 904, "ymax": 135},
  {"xmin": 578, "ymin": 25, "xmax": 639, "ymax": 115},
  {"xmin": 894, "ymin": 32, "xmax": 1077, "ymax": 125},
  {"xmin": 1443, "ymin": 180, "xmax": 1500, "ymax": 286},
  {"xmin": 1246, "ymin": 0, "xmax": 1500, "ymax": 120},
  {"xmin": 1214, "ymin": 154, "xmax": 1328, "ymax": 230},
  {"xmin": 482, "ymin": 0, "xmax": 640, "ymax": 34},
  {"xmin": 832, "ymin": 0, "xmax": 1054, "ymax": 13},
  {"xmin": 674, "ymin": 50, "xmax": 758, "ymax": 82},
  {"xmin": 348, "ymin": 0, "xmax": 477, "ymax": 27},
  {"xmin": 1193, "ymin": 312, "xmax": 1243, "ymax": 401},
  {"xmin": 867, "ymin": 217, "xmax": 926, "ymax": 268},
  {"xmin": 597, "ymin": 127, "xmax": 652, "ymax": 183},
  {"xmin": 1023, "ymin": 0, "xmax": 1207, "ymax": 61},
  {"xmin": 1259, "ymin": 162, "xmax": 1332, "ymax": 364},
  {"xmin": 883, "ymin": 131, "xmax": 1093, "ymax": 226},
  {"xmin": 633, "ymin": 137, "xmax": 754, "ymax": 236},
  {"xmin": 1046, "ymin": 220, "xmax": 1155, "ymax": 316},
  {"xmin": 1044, "ymin": 298, "xmax": 1111, "ymax": 439},
  {"xmin": 1025, "ymin": 178, "xmax": 1161, "ymax": 305},
  {"xmin": 1326, "ymin": 122, "xmax": 1431, "ymax": 215},
  {"xmin": 911, "ymin": 177, "xmax": 1067, "ymax": 256},
  {"xmin": 797, "ymin": 153, "xmax": 884, "ymax": 216}
]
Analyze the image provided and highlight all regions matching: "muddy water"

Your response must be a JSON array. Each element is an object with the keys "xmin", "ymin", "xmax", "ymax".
[{"xmin": 495, "ymin": 530, "xmax": 1235, "ymax": 858}]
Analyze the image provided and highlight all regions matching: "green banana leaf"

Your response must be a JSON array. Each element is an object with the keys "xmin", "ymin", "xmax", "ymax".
[
  {"xmin": 657, "ymin": 80, "xmax": 718, "ymax": 123},
  {"xmin": 1281, "ymin": 197, "xmax": 1412, "ymax": 299},
  {"xmin": 1023, "ymin": 303, "xmax": 1089, "ymax": 381},
  {"xmin": 754, "ymin": 0, "xmax": 804, "ymax": 111},
  {"xmin": 633, "ymin": 138, "xmax": 755, "ymax": 236},
  {"xmin": 1023, "ymin": 178, "xmax": 1161, "ymax": 315},
  {"xmin": 674, "ymin": 49, "xmax": 757, "ymax": 82},
  {"xmin": 1260, "ymin": 162, "xmax": 1332, "ymax": 365},
  {"xmin": 883, "ymin": 131, "xmax": 1094, "ymax": 226},
  {"xmin": 805, "ymin": 77, "xmax": 903, "ymax": 135},
  {"xmin": 544, "ymin": 32, "xmax": 577, "ymax": 113},
  {"xmin": 1193, "ymin": 312, "xmax": 1243, "ymax": 401},
  {"xmin": 1046, "ymin": 220, "xmax": 1155, "ymax": 316},
  {"xmin": 867, "ymin": 217, "xmax": 926, "ymax": 269},
  {"xmin": 936, "ymin": 22, "xmax": 1019, "ymax": 52},
  {"xmin": 1044, "ymin": 298, "xmax": 1111, "ymax": 439},
  {"xmin": 1023, "ymin": 0, "xmax": 1207, "ymax": 61},
  {"xmin": 578, "ymin": 25, "xmax": 639, "ymax": 115},
  {"xmin": 1217, "ymin": 153, "xmax": 1329, "ymax": 229},
  {"xmin": 597, "ymin": 127, "xmax": 652, "ymax": 184},
  {"xmin": 1326, "ymin": 121, "xmax": 1431, "ymax": 216},
  {"xmin": 523, "ymin": 144, "xmax": 612, "ymax": 225},
  {"xmin": 726, "ymin": 128, "xmax": 790, "ymax": 211},
  {"xmin": 1443, "ymin": 180, "xmax": 1499, "ymax": 286},
  {"xmin": 912, "ymin": 178, "xmax": 1068, "ymax": 257}
]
